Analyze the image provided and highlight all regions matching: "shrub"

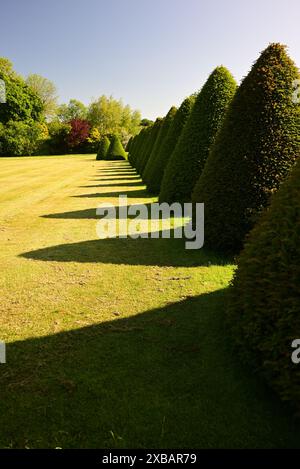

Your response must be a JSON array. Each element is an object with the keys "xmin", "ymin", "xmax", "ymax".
[
  {"xmin": 106, "ymin": 135, "xmax": 127, "ymax": 160},
  {"xmin": 130, "ymin": 128, "xmax": 148, "ymax": 169},
  {"xmin": 126, "ymin": 137, "xmax": 133, "ymax": 152},
  {"xmin": 46, "ymin": 120, "xmax": 71, "ymax": 155},
  {"xmin": 96, "ymin": 136, "xmax": 110, "ymax": 160},
  {"xmin": 227, "ymin": 158, "xmax": 300, "ymax": 408},
  {"xmin": 192, "ymin": 44, "xmax": 300, "ymax": 254},
  {"xmin": 143, "ymin": 106, "xmax": 177, "ymax": 192},
  {"xmin": 135, "ymin": 125, "xmax": 154, "ymax": 173},
  {"xmin": 138, "ymin": 118, "xmax": 163, "ymax": 174},
  {"xmin": 0, "ymin": 120, "xmax": 47, "ymax": 156},
  {"xmin": 87, "ymin": 127, "xmax": 101, "ymax": 153},
  {"xmin": 159, "ymin": 67, "xmax": 236, "ymax": 204},
  {"xmin": 144, "ymin": 96, "xmax": 195, "ymax": 194}
]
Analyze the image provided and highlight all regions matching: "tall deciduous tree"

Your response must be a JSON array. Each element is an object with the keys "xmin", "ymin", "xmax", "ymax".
[
  {"xmin": 57, "ymin": 99, "xmax": 87, "ymax": 122},
  {"xmin": 26, "ymin": 74, "xmax": 58, "ymax": 120}
]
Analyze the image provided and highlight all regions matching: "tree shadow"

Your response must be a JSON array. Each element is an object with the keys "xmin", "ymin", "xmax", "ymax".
[
  {"xmin": 91, "ymin": 176, "xmax": 141, "ymax": 182},
  {"xmin": 73, "ymin": 189, "xmax": 149, "ymax": 198},
  {"xmin": 1, "ymin": 290, "xmax": 298, "ymax": 449},
  {"xmin": 21, "ymin": 234, "xmax": 232, "ymax": 267},
  {"xmin": 79, "ymin": 182, "xmax": 144, "ymax": 188},
  {"xmin": 97, "ymin": 172, "xmax": 139, "ymax": 177},
  {"xmin": 97, "ymin": 165, "xmax": 136, "ymax": 172},
  {"xmin": 42, "ymin": 203, "xmax": 158, "ymax": 220}
]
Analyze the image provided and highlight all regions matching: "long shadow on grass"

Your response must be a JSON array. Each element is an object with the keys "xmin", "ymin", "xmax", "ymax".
[
  {"xmin": 97, "ymin": 173, "xmax": 139, "ymax": 178},
  {"xmin": 98, "ymin": 167, "xmax": 136, "ymax": 174},
  {"xmin": 21, "ymin": 235, "xmax": 232, "ymax": 267},
  {"xmin": 42, "ymin": 203, "xmax": 158, "ymax": 220},
  {"xmin": 1, "ymin": 290, "xmax": 298, "ymax": 449},
  {"xmin": 79, "ymin": 182, "xmax": 144, "ymax": 188},
  {"xmin": 73, "ymin": 189, "xmax": 149, "ymax": 199},
  {"xmin": 92, "ymin": 177, "xmax": 141, "ymax": 182}
]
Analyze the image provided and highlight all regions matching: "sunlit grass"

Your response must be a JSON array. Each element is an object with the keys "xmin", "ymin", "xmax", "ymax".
[{"xmin": 0, "ymin": 155, "xmax": 299, "ymax": 448}]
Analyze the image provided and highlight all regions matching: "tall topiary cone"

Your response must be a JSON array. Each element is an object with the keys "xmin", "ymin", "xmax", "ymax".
[
  {"xmin": 159, "ymin": 67, "xmax": 237, "ymax": 203},
  {"xmin": 126, "ymin": 137, "xmax": 133, "ymax": 153},
  {"xmin": 193, "ymin": 44, "xmax": 300, "ymax": 254},
  {"xmin": 96, "ymin": 136, "xmax": 110, "ymax": 160},
  {"xmin": 138, "ymin": 118, "xmax": 163, "ymax": 175},
  {"xmin": 107, "ymin": 135, "xmax": 127, "ymax": 160},
  {"xmin": 143, "ymin": 106, "xmax": 177, "ymax": 192},
  {"xmin": 134, "ymin": 126, "xmax": 152, "ymax": 172},
  {"xmin": 145, "ymin": 95, "xmax": 195, "ymax": 194},
  {"xmin": 227, "ymin": 158, "xmax": 300, "ymax": 408}
]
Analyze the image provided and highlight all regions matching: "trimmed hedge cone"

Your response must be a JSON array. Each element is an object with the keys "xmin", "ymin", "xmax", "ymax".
[
  {"xmin": 146, "ymin": 95, "xmax": 195, "ymax": 194},
  {"xmin": 159, "ymin": 66, "xmax": 237, "ymax": 204},
  {"xmin": 193, "ymin": 43, "xmax": 300, "ymax": 254},
  {"xmin": 227, "ymin": 158, "xmax": 300, "ymax": 409},
  {"xmin": 106, "ymin": 135, "xmax": 127, "ymax": 160},
  {"xmin": 143, "ymin": 106, "xmax": 177, "ymax": 192},
  {"xmin": 138, "ymin": 118, "xmax": 163, "ymax": 175},
  {"xmin": 96, "ymin": 136, "xmax": 110, "ymax": 160}
]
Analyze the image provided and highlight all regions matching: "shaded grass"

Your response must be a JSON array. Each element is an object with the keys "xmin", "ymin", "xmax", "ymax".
[{"xmin": 1, "ymin": 291, "xmax": 299, "ymax": 449}]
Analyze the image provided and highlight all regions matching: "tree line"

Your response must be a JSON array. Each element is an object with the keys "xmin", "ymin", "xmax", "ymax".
[{"xmin": 0, "ymin": 58, "xmax": 143, "ymax": 156}]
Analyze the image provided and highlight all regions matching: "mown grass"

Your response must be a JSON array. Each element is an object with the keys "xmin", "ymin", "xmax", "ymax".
[{"xmin": 0, "ymin": 155, "xmax": 299, "ymax": 448}]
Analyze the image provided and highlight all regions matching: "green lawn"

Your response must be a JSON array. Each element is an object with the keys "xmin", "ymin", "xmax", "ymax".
[{"xmin": 0, "ymin": 155, "xmax": 299, "ymax": 448}]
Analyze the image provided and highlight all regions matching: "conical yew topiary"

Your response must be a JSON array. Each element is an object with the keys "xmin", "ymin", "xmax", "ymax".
[
  {"xmin": 193, "ymin": 44, "xmax": 300, "ymax": 253},
  {"xmin": 96, "ymin": 136, "xmax": 110, "ymax": 160},
  {"xmin": 134, "ymin": 126, "xmax": 152, "ymax": 172},
  {"xmin": 106, "ymin": 135, "xmax": 127, "ymax": 160},
  {"xmin": 128, "ymin": 129, "xmax": 144, "ymax": 166},
  {"xmin": 144, "ymin": 96, "xmax": 195, "ymax": 194},
  {"xmin": 126, "ymin": 137, "xmax": 133, "ymax": 152},
  {"xmin": 138, "ymin": 118, "xmax": 163, "ymax": 175},
  {"xmin": 159, "ymin": 66, "xmax": 237, "ymax": 203},
  {"xmin": 143, "ymin": 106, "xmax": 177, "ymax": 192},
  {"xmin": 227, "ymin": 158, "xmax": 300, "ymax": 408}
]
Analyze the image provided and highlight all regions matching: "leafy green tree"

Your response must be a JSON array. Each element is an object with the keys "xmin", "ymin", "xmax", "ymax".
[
  {"xmin": 143, "ymin": 106, "xmax": 177, "ymax": 192},
  {"xmin": 193, "ymin": 44, "xmax": 300, "ymax": 253},
  {"xmin": 106, "ymin": 135, "xmax": 127, "ymax": 160},
  {"xmin": 0, "ymin": 120, "xmax": 47, "ymax": 156},
  {"xmin": 87, "ymin": 95, "xmax": 141, "ymax": 136},
  {"xmin": 47, "ymin": 120, "xmax": 71, "ymax": 154},
  {"xmin": 227, "ymin": 158, "xmax": 300, "ymax": 408},
  {"xmin": 96, "ymin": 136, "xmax": 110, "ymax": 160},
  {"xmin": 57, "ymin": 99, "xmax": 87, "ymax": 122},
  {"xmin": 145, "ymin": 97, "xmax": 195, "ymax": 194},
  {"xmin": 0, "ymin": 67, "xmax": 44, "ymax": 124},
  {"xmin": 26, "ymin": 74, "xmax": 58, "ymax": 120},
  {"xmin": 160, "ymin": 67, "xmax": 237, "ymax": 203},
  {"xmin": 0, "ymin": 57, "xmax": 18, "ymax": 77},
  {"xmin": 87, "ymin": 127, "xmax": 101, "ymax": 153}
]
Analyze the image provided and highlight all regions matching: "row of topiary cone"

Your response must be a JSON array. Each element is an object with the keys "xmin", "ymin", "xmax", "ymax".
[
  {"xmin": 128, "ymin": 43, "xmax": 300, "ymax": 409},
  {"xmin": 96, "ymin": 134, "xmax": 127, "ymax": 161}
]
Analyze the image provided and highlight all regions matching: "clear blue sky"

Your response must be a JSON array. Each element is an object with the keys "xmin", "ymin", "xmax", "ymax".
[{"xmin": 1, "ymin": 0, "xmax": 300, "ymax": 119}]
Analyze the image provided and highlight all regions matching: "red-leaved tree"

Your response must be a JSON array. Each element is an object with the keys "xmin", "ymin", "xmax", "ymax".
[{"xmin": 67, "ymin": 118, "xmax": 90, "ymax": 149}]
